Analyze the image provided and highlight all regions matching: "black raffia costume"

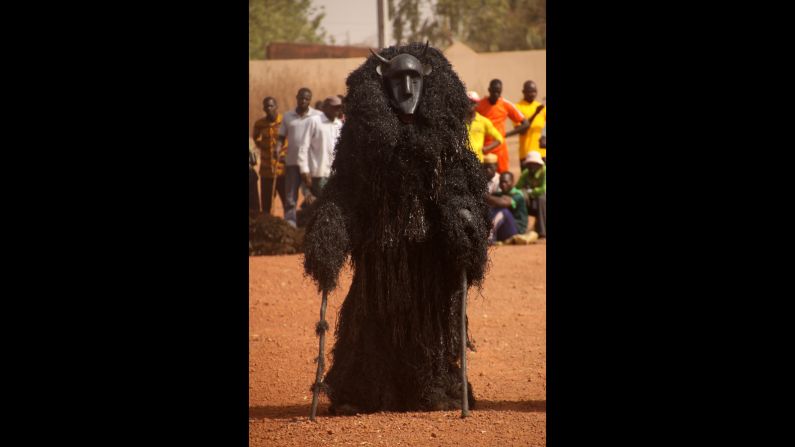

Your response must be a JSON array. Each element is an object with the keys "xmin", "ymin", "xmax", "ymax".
[{"xmin": 303, "ymin": 42, "xmax": 490, "ymax": 414}]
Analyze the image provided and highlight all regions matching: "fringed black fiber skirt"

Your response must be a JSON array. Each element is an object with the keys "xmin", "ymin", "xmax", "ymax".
[{"xmin": 321, "ymin": 243, "xmax": 475, "ymax": 414}]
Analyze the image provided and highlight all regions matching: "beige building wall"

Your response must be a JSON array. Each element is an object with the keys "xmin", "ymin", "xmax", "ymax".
[{"xmin": 249, "ymin": 43, "xmax": 546, "ymax": 133}]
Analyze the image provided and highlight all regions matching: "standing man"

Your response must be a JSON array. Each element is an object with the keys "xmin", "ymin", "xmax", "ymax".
[
  {"xmin": 336, "ymin": 95, "xmax": 346, "ymax": 122},
  {"xmin": 476, "ymin": 79, "xmax": 528, "ymax": 173},
  {"xmin": 248, "ymin": 138, "xmax": 260, "ymax": 218},
  {"xmin": 465, "ymin": 91, "xmax": 503, "ymax": 163},
  {"xmin": 274, "ymin": 88, "xmax": 322, "ymax": 227},
  {"xmin": 252, "ymin": 96, "xmax": 287, "ymax": 215},
  {"xmin": 297, "ymin": 96, "xmax": 343, "ymax": 202},
  {"xmin": 540, "ymin": 124, "xmax": 546, "ymax": 159},
  {"xmin": 515, "ymin": 81, "xmax": 547, "ymax": 161}
]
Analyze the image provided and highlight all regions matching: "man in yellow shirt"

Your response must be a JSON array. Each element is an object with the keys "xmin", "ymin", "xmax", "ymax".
[
  {"xmin": 515, "ymin": 81, "xmax": 546, "ymax": 160},
  {"xmin": 465, "ymin": 91, "xmax": 504, "ymax": 162}
]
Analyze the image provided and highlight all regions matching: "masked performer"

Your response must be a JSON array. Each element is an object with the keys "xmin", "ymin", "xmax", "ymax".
[{"xmin": 304, "ymin": 42, "xmax": 490, "ymax": 414}]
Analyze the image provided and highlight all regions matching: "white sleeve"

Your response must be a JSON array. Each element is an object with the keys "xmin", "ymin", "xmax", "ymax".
[{"xmin": 296, "ymin": 118, "xmax": 315, "ymax": 174}]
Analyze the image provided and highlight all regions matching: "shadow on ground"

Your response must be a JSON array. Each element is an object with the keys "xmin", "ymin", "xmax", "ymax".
[{"xmin": 249, "ymin": 400, "xmax": 545, "ymax": 420}]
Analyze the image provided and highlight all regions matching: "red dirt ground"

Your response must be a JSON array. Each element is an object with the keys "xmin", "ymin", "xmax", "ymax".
[{"xmin": 249, "ymin": 241, "xmax": 546, "ymax": 446}]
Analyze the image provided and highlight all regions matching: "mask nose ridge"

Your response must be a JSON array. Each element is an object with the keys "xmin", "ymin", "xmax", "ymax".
[{"xmin": 404, "ymin": 74, "xmax": 413, "ymax": 97}]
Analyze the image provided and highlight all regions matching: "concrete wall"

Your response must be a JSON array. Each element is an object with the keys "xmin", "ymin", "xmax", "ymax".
[
  {"xmin": 249, "ymin": 44, "xmax": 546, "ymax": 132},
  {"xmin": 443, "ymin": 43, "xmax": 546, "ymax": 107}
]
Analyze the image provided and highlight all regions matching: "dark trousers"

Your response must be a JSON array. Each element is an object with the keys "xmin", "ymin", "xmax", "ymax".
[
  {"xmin": 284, "ymin": 166, "xmax": 302, "ymax": 225},
  {"xmin": 296, "ymin": 177, "xmax": 329, "ymax": 228},
  {"xmin": 489, "ymin": 208, "xmax": 519, "ymax": 242},
  {"xmin": 249, "ymin": 168, "xmax": 260, "ymax": 217},
  {"xmin": 260, "ymin": 175, "xmax": 286, "ymax": 215},
  {"xmin": 310, "ymin": 176, "xmax": 328, "ymax": 198},
  {"xmin": 528, "ymin": 194, "xmax": 546, "ymax": 238}
]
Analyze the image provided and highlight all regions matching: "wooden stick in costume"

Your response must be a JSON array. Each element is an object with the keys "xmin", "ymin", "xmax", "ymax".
[
  {"xmin": 309, "ymin": 289, "xmax": 329, "ymax": 421},
  {"xmin": 457, "ymin": 208, "xmax": 475, "ymax": 417},
  {"xmin": 269, "ymin": 142, "xmax": 278, "ymax": 216},
  {"xmin": 303, "ymin": 41, "xmax": 490, "ymax": 417},
  {"xmin": 460, "ymin": 269, "xmax": 470, "ymax": 417}
]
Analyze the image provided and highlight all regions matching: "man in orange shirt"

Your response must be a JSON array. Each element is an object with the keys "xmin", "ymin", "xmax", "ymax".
[{"xmin": 476, "ymin": 79, "xmax": 528, "ymax": 173}]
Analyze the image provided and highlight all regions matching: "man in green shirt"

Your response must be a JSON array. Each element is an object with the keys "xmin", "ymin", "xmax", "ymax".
[
  {"xmin": 495, "ymin": 171, "xmax": 529, "ymax": 233},
  {"xmin": 517, "ymin": 151, "xmax": 546, "ymax": 238},
  {"xmin": 485, "ymin": 171, "xmax": 535, "ymax": 244}
]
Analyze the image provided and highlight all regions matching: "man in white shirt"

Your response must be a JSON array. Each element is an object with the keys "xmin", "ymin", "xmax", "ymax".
[
  {"xmin": 275, "ymin": 87, "xmax": 322, "ymax": 227},
  {"xmin": 483, "ymin": 153, "xmax": 500, "ymax": 194},
  {"xmin": 297, "ymin": 96, "xmax": 343, "ymax": 202}
]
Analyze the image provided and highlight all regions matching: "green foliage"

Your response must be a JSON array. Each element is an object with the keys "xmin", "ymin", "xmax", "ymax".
[
  {"xmin": 389, "ymin": 0, "xmax": 545, "ymax": 51},
  {"xmin": 249, "ymin": 0, "xmax": 327, "ymax": 59},
  {"xmin": 389, "ymin": 0, "xmax": 423, "ymax": 44}
]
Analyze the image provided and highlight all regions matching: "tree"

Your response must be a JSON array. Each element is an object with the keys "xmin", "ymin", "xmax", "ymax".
[
  {"xmin": 387, "ymin": 0, "xmax": 546, "ymax": 51},
  {"xmin": 389, "ymin": 0, "xmax": 422, "ymax": 44},
  {"xmin": 249, "ymin": 0, "xmax": 327, "ymax": 59},
  {"xmin": 388, "ymin": 0, "xmax": 449, "ymax": 47}
]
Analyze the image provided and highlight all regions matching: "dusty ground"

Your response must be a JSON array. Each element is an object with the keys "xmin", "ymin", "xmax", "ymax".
[
  {"xmin": 250, "ymin": 137, "xmax": 545, "ymax": 445},
  {"xmin": 249, "ymin": 240, "xmax": 546, "ymax": 446}
]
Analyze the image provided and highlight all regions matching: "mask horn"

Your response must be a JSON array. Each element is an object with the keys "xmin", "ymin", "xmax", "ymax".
[
  {"xmin": 370, "ymin": 48, "xmax": 391, "ymax": 76},
  {"xmin": 369, "ymin": 48, "xmax": 391, "ymax": 65},
  {"xmin": 420, "ymin": 41, "xmax": 432, "ymax": 75}
]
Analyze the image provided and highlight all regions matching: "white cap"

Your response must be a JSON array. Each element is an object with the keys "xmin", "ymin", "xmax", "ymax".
[{"xmin": 523, "ymin": 151, "xmax": 544, "ymax": 166}]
